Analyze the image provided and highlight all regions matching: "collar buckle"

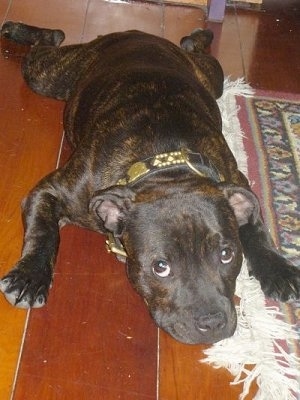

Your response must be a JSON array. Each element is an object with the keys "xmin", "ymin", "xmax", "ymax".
[{"xmin": 105, "ymin": 233, "xmax": 127, "ymax": 261}]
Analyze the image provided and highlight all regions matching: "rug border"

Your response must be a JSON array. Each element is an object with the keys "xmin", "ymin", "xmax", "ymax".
[{"xmin": 237, "ymin": 91, "xmax": 300, "ymax": 350}]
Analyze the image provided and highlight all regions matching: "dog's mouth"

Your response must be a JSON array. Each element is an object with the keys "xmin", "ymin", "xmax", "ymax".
[
  {"xmin": 167, "ymin": 315, "xmax": 237, "ymax": 345},
  {"xmin": 150, "ymin": 304, "xmax": 237, "ymax": 345}
]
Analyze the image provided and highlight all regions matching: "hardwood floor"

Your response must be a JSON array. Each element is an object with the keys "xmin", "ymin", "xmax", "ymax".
[{"xmin": 0, "ymin": 0, "xmax": 299, "ymax": 398}]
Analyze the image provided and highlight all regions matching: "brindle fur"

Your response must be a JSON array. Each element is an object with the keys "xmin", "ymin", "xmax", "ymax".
[{"xmin": 0, "ymin": 22, "xmax": 299, "ymax": 344}]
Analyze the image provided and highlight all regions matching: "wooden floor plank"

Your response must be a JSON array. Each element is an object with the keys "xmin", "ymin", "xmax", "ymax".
[
  {"xmin": 159, "ymin": 331, "xmax": 257, "ymax": 399},
  {"xmin": 163, "ymin": 5, "xmax": 206, "ymax": 44},
  {"xmin": 237, "ymin": 2, "xmax": 300, "ymax": 93},
  {"xmin": 13, "ymin": 226, "xmax": 158, "ymax": 399},
  {"xmin": 0, "ymin": 54, "xmax": 64, "ymax": 399},
  {"xmin": 207, "ymin": 8, "xmax": 244, "ymax": 79},
  {"xmin": 0, "ymin": 0, "xmax": 10, "ymax": 20},
  {"xmin": 5, "ymin": 0, "xmax": 89, "ymax": 44},
  {"xmin": 83, "ymin": 0, "xmax": 163, "ymax": 42},
  {"xmin": 0, "ymin": 0, "xmax": 88, "ymax": 394}
]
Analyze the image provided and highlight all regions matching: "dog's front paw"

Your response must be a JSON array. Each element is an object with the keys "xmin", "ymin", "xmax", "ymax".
[
  {"xmin": 258, "ymin": 258, "xmax": 300, "ymax": 302},
  {"xmin": 0, "ymin": 257, "xmax": 52, "ymax": 308}
]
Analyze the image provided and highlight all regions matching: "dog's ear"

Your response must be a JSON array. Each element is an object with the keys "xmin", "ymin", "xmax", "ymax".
[
  {"xmin": 220, "ymin": 184, "xmax": 261, "ymax": 226},
  {"xmin": 89, "ymin": 186, "xmax": 135, "ymax": 235}
]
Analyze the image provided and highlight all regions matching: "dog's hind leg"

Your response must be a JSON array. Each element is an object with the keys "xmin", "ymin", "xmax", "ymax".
[
  {"xmin": 180, "ymin": 29, "xmax": 224, "ymax": 99},
  {"xmin": 180, "ymin": 28, "xmax": 214, "ymax": 53},
  {"xmin": 21, "ymin": 43, "xmax": 89, "ymax": 101},
  {"xmin": 1, "ymin": 21, "xmax": 98, "ymax": 101}
]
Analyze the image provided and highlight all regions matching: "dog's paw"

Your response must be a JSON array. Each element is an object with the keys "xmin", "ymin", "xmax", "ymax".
[
  {"xmin": 180, "ymin": 29, "xmax": 214, "ymax": 53},
  {"xmin": 0, "ymin": 260, "xmax": 52, "ymax": 308},
  {"xmin": 1, "ymin": 21, "xmax": 18, "ymax": 39},
  {"xmin": 259, "ymin": 262, "xmax": 300, "ymax": 302},
  {"xmin": 1, "ymin": 21, "xmax": 32, "ymax": 44},
  {"xmin": 1, "ymin": 21, "xmax": 65, "ymax": 47}
]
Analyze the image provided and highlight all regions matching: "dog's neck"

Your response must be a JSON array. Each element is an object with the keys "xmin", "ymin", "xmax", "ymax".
[
  {"xmin": 106, "ymin": 149, "xmax": 225, "ymax": 261},
  {"xmin": 117, "ymin": 149, "xmax": 225, "ymax": 188}
]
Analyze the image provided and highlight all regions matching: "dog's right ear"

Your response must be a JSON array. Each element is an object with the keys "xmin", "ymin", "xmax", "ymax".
[{"xmin": 89, "ymin": 186, "xmax": 135, "ymax": 235}]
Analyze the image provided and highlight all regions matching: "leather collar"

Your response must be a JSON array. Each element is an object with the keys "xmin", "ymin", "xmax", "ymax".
[{"xmin": 116, "ymin": 148, "xmax": 225, "ymax": 187}]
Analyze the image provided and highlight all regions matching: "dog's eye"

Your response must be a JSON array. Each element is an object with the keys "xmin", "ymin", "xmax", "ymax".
[
  {"xmin": 220, "ymin": 248, "xmax": 234, "ymax": 264},
  {"xmin": 152, "ymin": 260, "xmax": 171, "ymax": 278}
]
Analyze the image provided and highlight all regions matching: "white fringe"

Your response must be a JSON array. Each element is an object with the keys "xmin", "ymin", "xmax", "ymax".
[
  {"xmin": 217, "ymin": 77, "xmax": 253, "ymax": 178},
  {"xmin": 201, "ymin": 78, "xmax": 300, "ymax": 400}
]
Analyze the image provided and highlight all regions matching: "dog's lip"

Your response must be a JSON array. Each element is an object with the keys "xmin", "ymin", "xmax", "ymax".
[
  {"xmin": 170, "ymin": 323, "xmax": 235, "ymax": 345},
  {"xmin": 156, "ymin": 307, "xmax": 237, "ymax": 344},
  {"xmin": 170, "ymin": 321, "xmax": 218, "ymax": 344}
]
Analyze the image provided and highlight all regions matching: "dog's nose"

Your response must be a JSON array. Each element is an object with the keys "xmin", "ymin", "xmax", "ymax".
[{"xmin": 196, "ymin": 312, "xmax": 226, "ymax": 332}]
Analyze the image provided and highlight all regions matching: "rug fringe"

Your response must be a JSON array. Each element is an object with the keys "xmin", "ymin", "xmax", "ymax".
[
  {"xmin": 217, "ymin": 77, "xmax": 254, "ymax": 177},
  {"xmin": 201, "ymin": 78, "xmax": 300, "ymax": 400}
]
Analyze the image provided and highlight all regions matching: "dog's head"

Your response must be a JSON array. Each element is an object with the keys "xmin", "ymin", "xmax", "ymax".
[{"xmin": 90, "ymin": 180, "xmax": 260, "ymax": 344}]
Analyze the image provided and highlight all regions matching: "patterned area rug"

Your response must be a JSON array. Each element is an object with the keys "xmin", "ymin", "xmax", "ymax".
[
  {"xmin": 202, "ymin": 81, "xmax": 300, "ymax": 400},
  {"xmin": 239, "ymin": 92, "xmax": 300, "ymax": 342}
]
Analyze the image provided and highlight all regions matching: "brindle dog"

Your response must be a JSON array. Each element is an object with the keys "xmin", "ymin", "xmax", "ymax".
[{"xmin": 0, "ymin": 22, "xmax": 299, "ymax": 344}]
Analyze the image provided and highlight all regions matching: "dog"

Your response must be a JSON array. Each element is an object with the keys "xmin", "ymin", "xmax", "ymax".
[{"xmin": 0, "ymin": 22, "xmax": 299, "ymax": 345}]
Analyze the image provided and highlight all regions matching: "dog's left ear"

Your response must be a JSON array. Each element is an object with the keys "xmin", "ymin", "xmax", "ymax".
[
  {"xmin": 220, "ymin": 184, "xmax": 261, "ymax": 226},
  {"xmin": 89, "ymin": 186, "xmax": 135, "ymax": 235}
]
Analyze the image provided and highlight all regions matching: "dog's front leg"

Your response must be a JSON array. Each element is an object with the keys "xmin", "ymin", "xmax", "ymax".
[
  {"xmin": 223, "ymin": 184, "xmax": 299, "ymax": 302},
  {"xmin": 239, "ymin": 220, "xmax": 300, "ymax": 302},
  {"xmin": 0, "ymin": 182, "xmax": 62, "ymax": 308}
]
